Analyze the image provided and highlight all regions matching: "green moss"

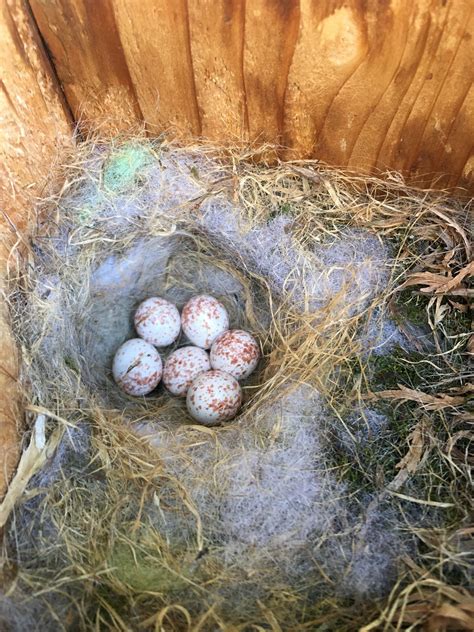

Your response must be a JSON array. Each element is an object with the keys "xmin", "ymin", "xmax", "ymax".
[
  {"xmin": 394, "ymin": 287, "xmax": 470, "ymax": 341},
  {"xmin": 345, "ymin": 345, "xmax": 435, "ymax": 395},
  {"xmin": 333, "ymin": 399, "xmax": 419, "ymax": 493},
  {"xmin": 394, "ymin": 289, "xmax": 429, "ymax": 327},
  {"xmin": 103, "ymin": 143, "xmax": 155, "ymax": 194},
  {"xmin": 332, "ymin": 345, "xmax": 438, "ymax": 493},
  {"xmin": 109, "ymin": 543, "xmax": 187, "ymax": 593},
  {"xmin": 368, "ymin": 348, "xmax": 433, "ymax": 391},
  {"xmin": 64, "ymin": 356, "xmax": 80, "ymax": 373},
  {"xmin": 189, "ymin": 165, "xmax": 199, "ymax": 179}
]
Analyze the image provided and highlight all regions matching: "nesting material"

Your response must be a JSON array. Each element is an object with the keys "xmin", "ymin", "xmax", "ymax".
[{"xmin": 2, "ymin": 138, "xmax": 471, "ymax": 631}]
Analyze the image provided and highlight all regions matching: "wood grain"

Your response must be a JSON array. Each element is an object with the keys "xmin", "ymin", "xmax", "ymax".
[
  {"xmin": 0, "ymin": 0, "xmax": 71, "ymax": 496},
  {"xmin": 29, "ymin": 0, "xmax": 143, "ymax": 131},
  {"xmin": 112, "ymin": 0, "xmax": 200, "ymax": 135},
  {"xmin": 244, "ymin": 0, "xmax": 300, "ymax": 146},
  {"xmin": 187, "ymin": 0, "xmax": 248, "ymax": 140},
  {"xmin": 28, "ymin": 0, "xmax": 473, "ymax": 191}
]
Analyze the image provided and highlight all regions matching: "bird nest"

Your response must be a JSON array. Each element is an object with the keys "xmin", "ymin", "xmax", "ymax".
[{"xmin": 1, "ymin": 136, "xmax": 472, "ymax": 631}]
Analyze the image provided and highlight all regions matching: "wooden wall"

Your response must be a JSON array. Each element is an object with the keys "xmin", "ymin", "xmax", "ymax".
[{"xmin": 29, "ymin": 0, "xmax": 474, "ymax": 190}]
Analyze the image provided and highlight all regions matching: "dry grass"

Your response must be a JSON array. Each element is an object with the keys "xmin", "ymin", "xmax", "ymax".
[{"xmin": 1, "ymin": 133, "xmax": 472, "ymax": 631}]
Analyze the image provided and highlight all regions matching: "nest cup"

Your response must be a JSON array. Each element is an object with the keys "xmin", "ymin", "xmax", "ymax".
[{"xmin": 73, "ymin": 233, "xmax": 267, "ymax": 413}]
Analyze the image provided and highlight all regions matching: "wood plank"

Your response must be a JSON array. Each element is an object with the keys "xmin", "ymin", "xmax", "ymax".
[
  {"xmin": 187, "ymin": 0, "xmax": 248, "ymax": 140},
  {"xmin": 283, "ymin": 0, "xmax": 474, "ymax": 190},
  {"xmin": 112, "ymin": 0, "xmax": 201, "ymax": 135},
  {"xmin": 0, "ymin": 0, "xmax": 71, "ymax": 496},
  {"xmin": 29, "ymin": 0, "xmax": 143, "ymax": 131},
  {"xmin": 244, "ymin": 0, "xmax": 300, "ymax": 146},
  {"xmin": 402, "ymin": 1, "xmax": 474, "ymax": 189},
  {"xmin": 370, "ymin": 0, "xmax": 474, "ymax": 189},
  {"xmin": 24, "ymin": 0, "xmax": 474, "ymax": 190}
]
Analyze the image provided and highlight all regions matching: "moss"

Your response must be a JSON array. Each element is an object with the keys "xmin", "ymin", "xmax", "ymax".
[
  {"xmin": 344, "ymin": 345, "xmax": 435, "ymax": 395},
  {"xmin": 394, "ymin": 289, "xmax": 429, "ymax": 327},
  {"xmin": 368, "ymin": 347, "xmax": 434, "ymax": 391},
  {"xmin": 333, "ymin": 400, "xmax": 419, "ymax": 494},
  {"xmin": 109, "ymin": 543, "xmax": 187, "ymax": 593},
  {"xmin": 332, "ymin": 346, "xmax": 436, "ymax": 493},
  {"xmin": 64, "ymin": 356, "xmax": 79, "ymax": 373},
  {"xmin": 394, "ymin": 287, "xmax": 470, "ymax": 341},
  {"xmin": 103, "ymin": 143, "xmax": 155, "ymax": 193},
  {"xmin": 189, "ymin": 165, "xmax": 199, "ymax": 179}
]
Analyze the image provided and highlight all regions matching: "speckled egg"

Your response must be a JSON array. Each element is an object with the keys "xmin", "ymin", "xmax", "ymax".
[
  {"xmin": 163, "ymin": 346, "xmax": 211, "ymax": 397},
  {"xmin": 181, "ymin": 295, "xmax": 229, "ymax": 349},
  {"xmin": 186, "ymin": 370, "xmax": 242, "ymax": 425},
  {"xmin": 112, "ymin": 338, "xmax": 162, "ymax": 396},
  {"xmin": 210, "ymin": 329, "xmax": 260, "ymax": 380},
  {"xmin": 134, "ymin": 297, "xmax": 181, "ymax": 347}
]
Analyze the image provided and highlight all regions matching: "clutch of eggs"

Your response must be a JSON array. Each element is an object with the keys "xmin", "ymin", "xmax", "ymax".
[{"xmin": 112, "ymin": 294, "xmax": 260, "ymax": 425}]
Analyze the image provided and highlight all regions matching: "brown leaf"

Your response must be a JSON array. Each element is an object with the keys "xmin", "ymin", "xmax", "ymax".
[
  {"xmin": 468, "ymin": 334, "xmax": 474, "ymax": 356},
  {"xmin": 399, "ymin": 260, "xmax": 474, "ymax": 297},
  {"xmin": 396, "ymin": 423, "xmax": 425, "ymax": 474},
  {"xmin": 429, "ymin": 207, "xmax": 472, "ymax": 260},
  {"xmin": 448, "ymin": 299, "xmax": 468, "ymax": 313},
  {"xmin": 368, "ymin": 385, "xmax": 466, "ymax": 410},
  {"xmin": 435, "ymin": 261, "xmax": 474, "ymax": 294},
  {"xmin": 426, "ymin": 602, "xmax": 474, "ymax": 631},
  {"xmin": 387, "ymin": 419, "xmax": 427, "ymax": 492},
  {"xmin": 399, "ymin": 271, "xmax": 449, "ymax": 293}
]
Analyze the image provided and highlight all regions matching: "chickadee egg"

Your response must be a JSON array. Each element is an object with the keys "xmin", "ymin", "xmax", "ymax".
[
  {"xmin": 186, "ymin": 370, "xmax": 242, "ymax": 425},
  {"xmin": 163, "ymin": 346, "xmax": 211, "ymax": 397},
  {"xmin": 134, "ymin": 297, "xmax": 181, "ymax": 347},
  {"xmin": 181, "ymin": 295, "xmax": 229, "ymax": 349},
  {"xmin": 210, "ymin": 329, "xmax": 260, "ymax": 380},
  {"xmin": 112, "ymin": 338, "xmax": 162, "ymax": 396}
]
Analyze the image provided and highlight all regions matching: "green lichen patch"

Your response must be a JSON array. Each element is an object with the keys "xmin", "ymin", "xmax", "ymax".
[
  {"xmin": 108, "ymin": 542, "xmax": 188, "ymax": 594},
  {"xmin": 103, "ymin": 143, "xmax": 156, "ymax": 194}
]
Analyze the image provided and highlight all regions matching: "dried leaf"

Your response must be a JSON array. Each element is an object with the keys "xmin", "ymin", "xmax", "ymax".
[
  {"xmin": 289, "ymin": 165, "xmax": 322, "ymax": 183},
  {"xmin": 429, "ymin": 207, "xmax": 472, "ymax": 260},
  {"xmin": 368, "ymin": 385, "xmax": 466, "ymax": 410},
  {"xmin": 448, "ymin": 299, "xmax": 468, "ymax": 313},
  {"xmin": 387, "ymin": 420, "xmax": 428, "ymax": 492},
  {"xmin": 396, "ymin": 423, "xmax": 425, "ymax": 474},
  {"xmin": 400, "ymin": 271, "xmax": 449, "ymax": 293},
  {"xmin": 0, "ymin": 415, "xmax": 63, "ymax": 527},
  {"xmin": 430, "ymin": 295, "xmax": 449, "ymax": 326},
  {"xmin": 399, "ymin": 260, "xmax": 474, "ymax": 297},
  {"xmin": 435, "ymin": 261, "xmax": 474, "ymax": 294},
  {"xmin": 426, "ymin": 602, "xmax": 474, "ymax": 631},
  {"xmin": 468, "ymin": 334, "xmax": 474, "ymax": 356}
]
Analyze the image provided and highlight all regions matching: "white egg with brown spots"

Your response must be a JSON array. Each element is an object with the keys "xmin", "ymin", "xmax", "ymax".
[
  {"xmin": 134, "ymin": 297, "xmax": 181, "ymax": 347},
  {"xmin": 186, "ymin": 370, "xmax": 242, "ymax": 425},
  {"xmin": 181, "ymin": 295, "xmax": 229, "ymax": 349},
  {"xmin": 163, "ymin": 346, "xmax": 211, "ymax": 397},
  {"xmin": 210, "ymin": 329, "xmax": 260, "ymax": 380},
  {"xmin": 112, "ymin": 338, "xmax": 162, "ymax": 396}
]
